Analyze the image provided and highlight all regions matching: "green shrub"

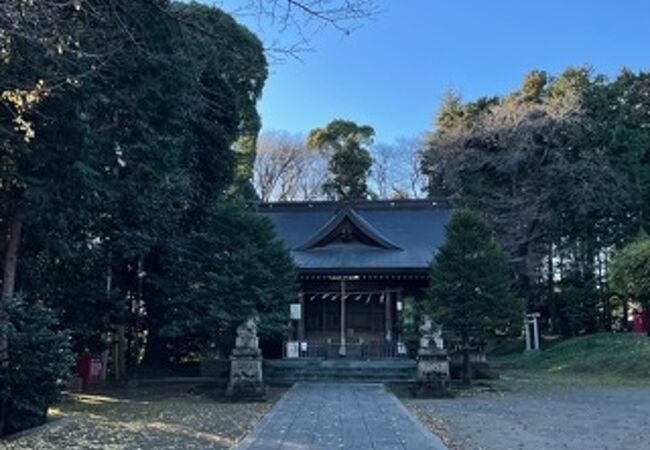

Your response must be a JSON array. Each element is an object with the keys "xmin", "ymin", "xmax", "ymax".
[
  {"xmin": 400, "ymin": 297, "xmax": 425, "ymax": 358},
  {"xmin": 2, "ymin": 298, "xmax": 73, "ymax": 436}
]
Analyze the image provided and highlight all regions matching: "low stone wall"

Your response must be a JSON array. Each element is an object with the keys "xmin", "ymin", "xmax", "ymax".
[
  {"xmin": 199, "ymin": 359, "xmax": 230, "ymax": 386},
  {"xmin": 449, "ymin": 350, "xmax": 498, "ymax": 379}
]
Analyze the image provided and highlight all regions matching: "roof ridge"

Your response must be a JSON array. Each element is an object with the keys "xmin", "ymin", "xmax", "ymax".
[{"xmin": 251, "ymin": 198, "xmax": 451, "ymax": 212}]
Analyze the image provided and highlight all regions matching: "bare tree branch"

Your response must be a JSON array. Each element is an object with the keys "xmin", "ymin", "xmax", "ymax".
[
  {"xmin": 370, "ymin": 136, "xmax": 427, "ymax": 199},
  {"xmin": 220, "ymin": 0, "xmax": 381, "ymax": 60},
  {"xmin": 253, "ymin": 130, "xmax": 327, "ymax": 201}
]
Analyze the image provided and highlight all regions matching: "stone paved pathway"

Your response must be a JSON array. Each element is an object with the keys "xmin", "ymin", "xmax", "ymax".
[
  {"xmin": 236, "ymin": 383, "xmax": 448, "ymax": 450},
  {"xmin": 408, "ymin": 385, "xmax": 650, "ymax": 450}
]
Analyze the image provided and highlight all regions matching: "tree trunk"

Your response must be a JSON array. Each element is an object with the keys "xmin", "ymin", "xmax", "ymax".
[
  {"xmin": 115, "ymin": 325, "xmax": 127, "ymax": 380},
  {"xmin": 141, "ymin": 290, "xmax": 172, "ymax": 369},
  {"xmin": 141, "ymin": 325, "xmax": 171, "ymax": 368},
  {"xmin": 603, "ymin": 254, "xmax": 612, "ymax": 331},
  {"xmin": 598, "ymin": 252, "xmax": 611, "ymax": 331},
  {"xmin": 645, "ymin": 299, "xmax": 650, "ymax": 338},
  {"xmin": 603, "ymin": 294, "xmax": 611, "ymax": 332},
  {"xmin": 547, "ymin": 242, "xmax": 557, "ymax": 333},
  {"xmin": 462, "ymin": 333, "xmax": 471, "ymax": 386},
  {"xmin": 1, "ymin": 207, "xmax": 22, "ymax": 360},
  {"xmin": 0, "ymin": 201, "xmax": 23, "ymax": 435},
  {"xmin": 1, "ymin": 210, "xmax": 22, "ymax": 300},
  {"xmin": 516, "ymin": 237, "xmax": 535, "ymax": 313},
  {"xmin": 134, "ymin": 255, "xmax": 144, "ymax": 376}
]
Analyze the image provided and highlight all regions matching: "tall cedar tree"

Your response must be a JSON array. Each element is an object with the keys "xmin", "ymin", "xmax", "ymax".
[
  {"xmin": 307, "ymin": 119, "xmax": 374, "ymax": 200},
  {"xmin": 157, "ymin": 201, "xmax": 296, "ymax": 357},
  {"xmin": 426, "ymin": 209, "xmax": 521, "ymax": 384}
]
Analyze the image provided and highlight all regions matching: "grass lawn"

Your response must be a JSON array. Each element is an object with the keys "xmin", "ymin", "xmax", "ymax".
[
  {"xmin": 491, "ymin": 332, "xmax": 650, "ymax": 386},
  {"xmin": 3, "ymin": 384, "xmax": 285, "ymax": 450}
]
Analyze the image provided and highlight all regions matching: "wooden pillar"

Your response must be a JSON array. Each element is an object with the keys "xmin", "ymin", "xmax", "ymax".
[
  {"xmin": 321, "ymin": 295, "xmax": 326, "ymax": 335},
  {"xmin": 384, "ymin": 290, "xmax": 392, "ymax": 342},
  {"xmin": 298, "ymin": 292, "xmax": 305, "ymax": 343},
  {"xmin": 395, "ymin": 288, "xmax": 403, "ymax": 344},
  {"xmin": 623, "ymin": 295, "xmax": 630, "ymax": 332},
  {"xmin": 339, "ymin": 278, "xmax": 347, "ymax": 356}
]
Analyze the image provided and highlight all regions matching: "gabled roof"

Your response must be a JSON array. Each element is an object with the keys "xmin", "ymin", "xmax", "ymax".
[
  {"xmin": 254, "ymin": 199, "xmax": 452, "ymax": 274},
  {"xmin": 295, "ymin": 206, "xmax": 401, "ymax": 251}
]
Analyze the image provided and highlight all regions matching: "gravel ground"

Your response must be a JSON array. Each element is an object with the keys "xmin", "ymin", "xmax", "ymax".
[
  {"xmin": 405, "ymin": 378, "xmax": 650, "ymax": 450},
  {"xmin": 2, "ymin": 384, "xmax": 285, "ymax": 450}
]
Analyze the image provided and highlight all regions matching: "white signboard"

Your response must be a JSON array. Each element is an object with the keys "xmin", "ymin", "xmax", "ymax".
[
  {"xmin": 286, "ymin": 341, "xmax": 299, "ymax": 358},
  {"xmin": 290, "ymin": 303, "xmax": 302, "ymax": 320}
]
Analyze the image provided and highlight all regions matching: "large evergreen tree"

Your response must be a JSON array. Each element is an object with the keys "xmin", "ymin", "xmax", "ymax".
[
  {"xmin": 422, "ymin": 68, "xmax": 635, "ymax": 334},
  {"xmin": 426, "ymin": 209, "xmax": 521, "ymax": 384},
  {"xmin": 158, "ymin": 202, "xmax": 296, "ymax": 357},
  {"xmin": 0, "ymin": 0, "xmax": 288, "ymax": 431},
  {"xmin": 1, "ymin": 0, "xmax": 268, "ymax": 358},
  {"xmin": 307, "ymin": 119, "xmax": 374, "ymax": 200}
]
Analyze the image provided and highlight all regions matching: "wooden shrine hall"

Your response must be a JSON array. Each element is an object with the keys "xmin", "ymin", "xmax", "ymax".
[{"xmin": 255, "ymin": 199, "xmax": 451, "ymax": 359}]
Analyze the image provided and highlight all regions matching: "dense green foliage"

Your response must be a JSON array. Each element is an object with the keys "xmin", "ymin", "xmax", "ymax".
[
  {"xmin": 423, "ymin": 67, "xmax": 650, "ymax": 336},
  {"xmin": 307, "ymin": 119, "xmax": 375, "ymax": 199},
  {"xmin": 426, "ymin": 209, "xmax": 521, "ymax": 382},
  {"xmin": 3, "ymin": 298, "xmax": 73, "ymax": 434},
  {"xmin": 0, "ymin": 0, "xmax": 294, "ymax": 434},
  {"xmin": 3, "ymin": 0, "xmax": 275, "ymax": 352},
  {"xmin": 158, "ymin": 202, "xmax": 296, "ymax": 356},
  {"xmin": 610, "ymin": 237, "xmax": 650, "ymax": 314}
]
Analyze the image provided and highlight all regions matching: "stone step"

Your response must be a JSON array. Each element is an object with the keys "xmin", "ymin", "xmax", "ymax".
[
  {"xmin": 266, "ymin": 367, "xmax": 414, "ymax": 375},
  {"xmin": 265, "ymin": 359, "xmax": 416, "ymax": 368},
  {"xmin": 264, "ymin": 359, "xmax": 416, "ymax": 383},
  {"xmin": 266, "ymin": 372, "xmax": 414, "ymax": 379}
]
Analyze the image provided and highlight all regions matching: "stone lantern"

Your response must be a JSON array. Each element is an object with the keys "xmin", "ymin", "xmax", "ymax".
[{"xmin": 412, "ymin": 315, "xmax": 451, "ymax": 398}]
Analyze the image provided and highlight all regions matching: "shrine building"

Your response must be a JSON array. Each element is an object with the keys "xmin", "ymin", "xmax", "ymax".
[{"xmin": 254, "ymin": 199, "xmax": 451, "ymax": 359}]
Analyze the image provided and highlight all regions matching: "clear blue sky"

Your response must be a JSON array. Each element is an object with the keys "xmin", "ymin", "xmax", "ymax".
[{"xmin": 234, "ymin": 0, "xmax": 650, "ymax": 143}]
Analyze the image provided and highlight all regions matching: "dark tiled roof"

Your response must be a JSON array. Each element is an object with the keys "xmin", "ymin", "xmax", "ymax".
[{"xmin": 254, "ymin": 199, "xmax": 451, "ymax": 274}]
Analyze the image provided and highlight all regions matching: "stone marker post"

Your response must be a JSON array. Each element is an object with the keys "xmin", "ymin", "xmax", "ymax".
[
  {"xmin": 413, "ymin": 315, "xmax": 451, "ymax": 398},
  {"xmin": 226, "ymin": 317, "xmax": 266, "ymax": 400}
]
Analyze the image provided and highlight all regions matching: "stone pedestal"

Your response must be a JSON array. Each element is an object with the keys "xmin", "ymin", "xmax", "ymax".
[
  {"xmin": 413, "ymin": 348, "xmax": 451, "ymax": 398},
  {"xmin": 226, "ymin": 355, "xmax": 266, "ymax": 400},
  {"xmin": 226, "ymin": 318, "xmax": 266, "ymax": 401},
  {"xmin": 412, "ymin": 315, "xmax": 451, "ymax": 398}
]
